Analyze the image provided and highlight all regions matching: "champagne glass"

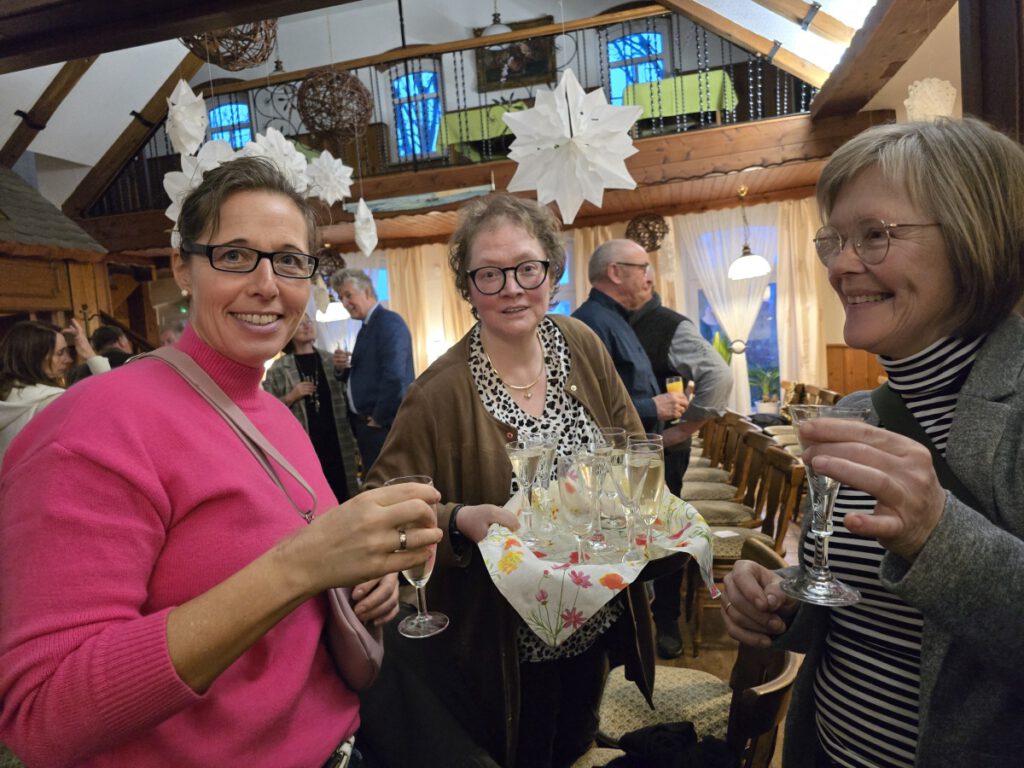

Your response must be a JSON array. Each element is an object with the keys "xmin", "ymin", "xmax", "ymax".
[
  {"xmin": 780, "ymin": 405, "xmax": 872, "ymax": 606},
  {"xmin": 594, "ymin": 427, "xmax": 627, "ymax": 536},
  {"xmin": 629, "ymin": 435, "xmax": 665, "ymax": 556},
  {"xmin": 529, "ymin": 434, "xmax": 558, "ymax": 543},
  {"xmin": 611, "ymin": 436, "xmax": 658, "ymax": 563},
  {"xmin": 665, "ymin": 376, "xmax": 684, "ymax": 425},
  {"xmin": 505, "ymin": 439, "xmax": 544, "ymax": 548},
  {"xmin": 385, "ymin": 475, "xmax": 449, "ymax": 638},
  {"xmin": 556, "ymin": 452, "xmax": 595, "ymax": 564}
]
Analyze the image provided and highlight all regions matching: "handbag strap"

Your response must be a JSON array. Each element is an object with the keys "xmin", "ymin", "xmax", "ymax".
[
  {"xmin": 142, "ymin": 347, "xmax": 318, "ymax": 522},
  {"xmin": 870, "ymin": 382, "xmax": 983, "ymax": 511}
]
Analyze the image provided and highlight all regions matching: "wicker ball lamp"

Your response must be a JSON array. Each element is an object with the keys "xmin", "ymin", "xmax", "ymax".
[
  {"xmin": 297, "ymin": 69, "xmax": 374, "ymax": 138},
  {"xmin": 625, "ymin": 213, "xmax": 670, "ymax": 253},
  {"xmin": 180, "ymin": 20, "xmax": 278, "ymax": 72}
]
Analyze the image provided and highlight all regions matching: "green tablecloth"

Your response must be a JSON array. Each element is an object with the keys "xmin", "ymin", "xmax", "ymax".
[
  {"xmin": 622, "ymin": 70, "xmax": 738, "ymax": 120},
  {"xmin": 440, "ymin": 100, "xmax": 529, "ymax": 145}
]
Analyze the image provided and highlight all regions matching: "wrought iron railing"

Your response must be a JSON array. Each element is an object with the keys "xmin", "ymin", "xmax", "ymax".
[{"xmin": 86, "ymin": 7, "xmax": 816, "ymax": 218}]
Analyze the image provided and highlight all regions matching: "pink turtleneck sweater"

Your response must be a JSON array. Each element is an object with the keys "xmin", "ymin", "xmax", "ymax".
[{"xmin": 0, "ymin": 327, "xmax": 358, "ymax": 767}]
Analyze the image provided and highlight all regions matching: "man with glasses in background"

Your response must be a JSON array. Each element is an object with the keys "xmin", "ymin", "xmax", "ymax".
[
  {"xmin": 330, "ymin": 268, "xmax": 414, "ymax": 475},
  {"xmin": 573, "ymin": 239, "xmax": 692, "ymax": 658}
]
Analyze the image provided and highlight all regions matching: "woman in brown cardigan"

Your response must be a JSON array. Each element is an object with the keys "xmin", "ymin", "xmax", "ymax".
[{"xmin": 358, "ymin": 194, "xmax": 655, "ymax": 768}]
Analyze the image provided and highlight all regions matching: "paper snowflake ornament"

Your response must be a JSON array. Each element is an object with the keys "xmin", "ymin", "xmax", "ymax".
[
  {"xmin": 166, "ymin": 79, "xmax": 208, "ymax": 157},
  {"xmin": 306, "ymin": 150, "xmax": 353, "ymax": 206},
  {"xmin": 904, "ymin": 78, "xmax": 957, "ymax": 122},
  {"xmin": 503, "ymin": 68, "xmax": 643, "ymax": 224},
  {"xmin": 164, "ymin": 140, "xmax": 237, "ymax": 246},
  {"xmin": 240, "ymin": 126, "xmax": 310, "ymax": 194},
  {"xmin": 354, "ymin": 198, "xmax": 378, "ymax": 257}
]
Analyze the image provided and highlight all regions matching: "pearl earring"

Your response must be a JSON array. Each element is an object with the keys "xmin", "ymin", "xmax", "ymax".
[{"xmin": 181, "ymin": 289, "xmax": 190, "ymax": 298}]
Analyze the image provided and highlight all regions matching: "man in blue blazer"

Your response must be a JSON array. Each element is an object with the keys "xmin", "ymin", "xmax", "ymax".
[{"xmin": 331, "ymin": 268, "xmax": 415, "ymax": 475}]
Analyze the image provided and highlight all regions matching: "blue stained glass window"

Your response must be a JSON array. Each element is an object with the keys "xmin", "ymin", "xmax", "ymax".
[
  {"xmin": 392, "ymin": 72, "xmax": 441, "ymax": 158},
  {"xmin": 607, "ymin": 32, "xmax": 665, "ymax": 105},
  {"xmin": 208, "ymin": 103, "xmax": 251, "ymax": 149}
]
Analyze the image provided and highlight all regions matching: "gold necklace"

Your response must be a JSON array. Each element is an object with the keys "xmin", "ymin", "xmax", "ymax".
[{"xmin": 482, "ymin": 344, "xmax": 546, "ymax": 400}]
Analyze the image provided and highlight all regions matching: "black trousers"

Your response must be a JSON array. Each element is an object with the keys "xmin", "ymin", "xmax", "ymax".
[
  {"xmin": 652, "ymin": 443, "xmax": 690, "ymax": 625},
  {"xmin": 348, "ymin": 412, "xmax": 389, "ymax": 475}
]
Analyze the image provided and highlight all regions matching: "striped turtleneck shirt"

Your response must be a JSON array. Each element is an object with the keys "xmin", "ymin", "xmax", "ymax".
[{"xmin": 807, "ymin": 333, "xmax": 985, "ymax": 767}]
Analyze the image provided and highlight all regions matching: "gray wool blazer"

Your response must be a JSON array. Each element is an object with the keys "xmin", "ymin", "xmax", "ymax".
[{"xmin": 778, "ymin": 312, "xmax": 1024, "ymax": 768}]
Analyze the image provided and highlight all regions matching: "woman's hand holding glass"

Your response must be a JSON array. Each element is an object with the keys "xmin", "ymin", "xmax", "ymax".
[{"xmin": 721, "ymin": 560, "xmax": 799, "ymax": 648}]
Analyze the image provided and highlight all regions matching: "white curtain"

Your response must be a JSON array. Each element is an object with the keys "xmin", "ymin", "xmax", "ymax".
[
  {"xmin": 776, "ymin": 197, "xmax": 829, "ymax": 387},
  {"xmin": 673, "ymin": 203, "xmax": 777, "ymax": 413}
]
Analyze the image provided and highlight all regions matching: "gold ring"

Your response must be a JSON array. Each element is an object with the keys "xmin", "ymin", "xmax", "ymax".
[
  {"xmin": 398, "ymin": 529, "xmax": 408, "ymax": 552},
  {"xmin": 723, "ymin": 600, "xmax": 733, "ymax": 612}
]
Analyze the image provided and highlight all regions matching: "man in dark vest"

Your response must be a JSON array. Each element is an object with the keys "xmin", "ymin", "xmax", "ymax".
[{"xmin": 631, "ymin": 289, "xmax": 732, "ymax": 657}]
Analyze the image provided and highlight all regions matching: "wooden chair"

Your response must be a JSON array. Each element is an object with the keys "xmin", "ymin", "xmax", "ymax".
[
  {"xmin": 817, "ymin": 388, "xmax": 842, "ymax": 406},
  {"xmin": 683, "ymin": 419, "xmax": 760, "ymax": 499},
  {"xmin": 597, "ymin": 539, "xmax": 801, "ymax": 768},
  {"xmin": 689, "ymin": 431, "xmax": 775, "ymax": 528},
  {"xmin": 689, "ymin": 446, "xmax": 805, "ymax": 653}
]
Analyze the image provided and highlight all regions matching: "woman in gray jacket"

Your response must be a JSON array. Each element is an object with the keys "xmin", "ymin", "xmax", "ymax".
[{"xmin": 722, "ymin": 117, "xmax": 1024, "ymax": 767}]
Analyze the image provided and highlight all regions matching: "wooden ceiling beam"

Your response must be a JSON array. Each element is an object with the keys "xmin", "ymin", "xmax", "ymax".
[
  {"xmin": 658, "ymin": 0, "xmax": 829, "ymax": 87},
  {"xmin": 0, "ymin": 55, "xmax": 97, "ymax": 168},
  {"xmin": 749, "ymin": 0, "xmax": 855, "ymax": 46},
  {"xmin": 810, "ymin": 0, "xmax": 957, "ymax": 120},
  {"xmin": 0, "ymin": 0, "xmax": 363, "ymax": 75},
  {"xmin": 62, "ymin": 52, "xmax": 204, "ymax": 219}
]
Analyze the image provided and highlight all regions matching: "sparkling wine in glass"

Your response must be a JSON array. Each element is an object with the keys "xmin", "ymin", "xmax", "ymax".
[
  {"xmin": 505, "ymin": 439, "xmax": 544, "ymax": 548},
  {"xmin": 780, "ymin": 405, "xmax": 872, "ymax": 606},
  {"xmin": 611, "ymin": 437, "xmax": 659, "ymax": 563},
  {"xmin": 385, "ymin": 475, "xmax": 449, "ymax": 638},
  {"xmin": 594, "ymin": 427, "xmax": 627, "ymax": 537},
  {"xmin": 629, "ymin": 438, "xmax": 665, "ymax": 556},
  {"xmin": 556, "ymin": 453, "xmax": 595, "ymax": 564},
  {"xmin": 529, "ymin": 434, "xmax": 559, "ymax": 543}
]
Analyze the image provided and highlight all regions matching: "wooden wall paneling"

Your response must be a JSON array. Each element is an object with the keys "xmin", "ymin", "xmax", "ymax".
[
  {"xmin": 0, "ymin": 256, "xmax": 72, "ymax": 312},
  {"xmin": 826, "ymin": 344, "xmax": 885, "ymax": 394},
  {"xmin": 66, "ymin": 261, "xmax": 112, "ymax": 331}
]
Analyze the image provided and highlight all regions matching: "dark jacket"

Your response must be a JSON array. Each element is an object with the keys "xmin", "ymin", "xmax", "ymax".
[{"xmin": 346, "ymin": 305, "xmax": 414, "ymax": 427}]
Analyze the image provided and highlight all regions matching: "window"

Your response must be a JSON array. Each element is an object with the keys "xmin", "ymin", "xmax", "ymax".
[
  {"xmin": 208, "ymin": 102, "xmax": 252, "ymax": 149},
  {"xmin": 607, "ymin": 32, "xmax": 665, "ymax": 106},
  {"xmin": 698, "ymin": 283, "xmax": 779, "ymax": 407},
  {"xmin": 391, "ymin": 71, "xmax": 441, "ymax": 158},
  {"xmin": 548, "ymin": 236, "xmax": 575, "ymax": 316}
]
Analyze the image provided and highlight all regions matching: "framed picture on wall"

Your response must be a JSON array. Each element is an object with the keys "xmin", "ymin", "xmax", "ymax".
[{"xmin": 473, "ymin": 16, "xmax": 556, "ymax": 93}]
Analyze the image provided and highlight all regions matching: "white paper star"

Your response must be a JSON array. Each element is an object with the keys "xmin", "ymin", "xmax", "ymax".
[
  {"xmin": 166, "ymin": 79, "xmax": 208, "ymax": 157},
  {"xmin": 164, "ymin": 139, "xmax": 237, "ymax": 245},
  {"xmin": 240, "ymin": 127, "xmax": 309, "ymax": 194},
  {"xmin": 354, "ymin": 198, "xmax": 378, "ymax": 257},
  {"xmin": 306, "ymin": 150, "xmax": 353, "ymax": 207},
  {"xmin": 503, "ymin": 69, "xmax": 643, "ymax": 224}
]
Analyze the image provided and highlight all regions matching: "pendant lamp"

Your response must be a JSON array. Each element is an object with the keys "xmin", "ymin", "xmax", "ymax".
[
  {"xmin": 482, "ymin": 0, "xmax": 513, "ymax": 49},
  {"xmin": 728, "ymin": 185, "xmax": 772, "ymax": 280}
]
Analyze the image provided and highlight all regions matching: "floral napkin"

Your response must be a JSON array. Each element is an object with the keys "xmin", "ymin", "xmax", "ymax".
[{"xmin": 478, "ymin": 492, "xmax": 718, "ymax": 647}]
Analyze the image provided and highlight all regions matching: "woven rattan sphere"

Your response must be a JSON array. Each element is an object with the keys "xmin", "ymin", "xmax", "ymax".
[
  {"xmin": 626, "ymin": 213, "xmax": 670, "ymax": 252},
  {"xmin": 181, "ymin": 20, "xmax": 277, "ymax": 72},
  {"xmin": 297, "ymin": 69, "xmax": 374, "ymax": 138}
]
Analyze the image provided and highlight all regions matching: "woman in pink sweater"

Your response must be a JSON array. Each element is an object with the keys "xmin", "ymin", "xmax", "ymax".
[{"xmin": 0, "ymin": 157, "xmax": 441, "ymax": 767}]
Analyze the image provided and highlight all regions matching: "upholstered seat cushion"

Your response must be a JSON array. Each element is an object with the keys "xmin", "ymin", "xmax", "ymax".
[
  {"xmin": 683, "ymin": 466, "xmax": 731, "ymax": 483},
  {"xmin": 689, "ymin": 499, "xmax": 755, "ymax": 526},
  {"xmin": 782, "ymin": 443, "xmax": 803, "ymax": 457},
  {"xmin": 681, "ymin": 481, "xmax": 737, "ymax": 501},
  {"xmin": 772, "ymin": 433, "xmax": 801, "ymax": 446},
  {"xmin": 764, "ymin": 425, "xmax": 795, "ymax": 437},
  {"xmin": 689, "ymin": 456, "xmax": 712, "ymax": 468},
  {"xmin": 571, "ymin": 747, "xmax": 626, "ymax": 767},
  {"xmin": 711, "ymin": 527, "xmax": 774, "ymax": 559},
  {"xmin": 597, "ymin": 665, "xmax": 730, "ymax": 746}
]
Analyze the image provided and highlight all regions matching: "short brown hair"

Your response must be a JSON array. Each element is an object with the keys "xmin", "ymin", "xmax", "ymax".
[
  {"xmin": 448, "ymin": 194, "xmax": 566, "ymax": 306},
  {"xmin": 817, "ymin": 117, "xmax": 1024, "ymax": 339},
  {"xmin": 0, "ymin": 321, "xmax": 62, "ymax": 399},
  {"xmin": 176, "ymin": 156, "xmax": 318, "ymax": 255}
]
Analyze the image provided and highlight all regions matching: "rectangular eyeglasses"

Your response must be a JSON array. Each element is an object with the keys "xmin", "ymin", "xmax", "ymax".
[{"xmin": 182, "ymin": 241, "xmax": 319, "ymax": 279}]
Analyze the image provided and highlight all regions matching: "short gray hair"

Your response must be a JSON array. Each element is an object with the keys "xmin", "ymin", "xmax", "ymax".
[
  {"xmin": 330, "ymin": 268, "xmax": 376, "ymax": 298},
  {"xmin": 817, "ymin": 117, "xmax": 1024, "ymax": 339},
  {"xmin": 588, "ymin": 239, "xmax": 635, "ymax": 284}
]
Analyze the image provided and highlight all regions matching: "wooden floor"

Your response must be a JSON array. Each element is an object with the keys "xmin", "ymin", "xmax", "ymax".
[{"xmin": 655, "ymin": 519, "xmax": 803, "ymax": 768}]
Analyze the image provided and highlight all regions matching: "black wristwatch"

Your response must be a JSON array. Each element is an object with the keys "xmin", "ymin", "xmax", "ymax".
[{"xmin": 448, "ymin": 504, "xmax": 468, "ymax": 551}]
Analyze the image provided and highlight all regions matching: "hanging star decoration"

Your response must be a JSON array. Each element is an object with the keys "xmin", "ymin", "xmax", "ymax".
[
  {"xmin": 353, "ymin": 198, "xmax": 378, "ymax": 257},
  {"xmin": 166, "ymin": 79, "xmax": 208, "ymax": 157},
  {"xmin": 502, "ymin": 68, "xmax": 643, "ymax": 225},
  {"xmin": 161, "ymin": 80, "xmax": 356, "ymax": 247}
]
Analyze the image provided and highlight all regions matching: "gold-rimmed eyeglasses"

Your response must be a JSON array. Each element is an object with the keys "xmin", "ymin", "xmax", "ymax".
[
  {"xmin": 614, "ymin": 261, "xmax": 652, "ymax": 276},
  {"xmin": 813, "ymin": 219, "xmax": 940, "ymax": 267}
]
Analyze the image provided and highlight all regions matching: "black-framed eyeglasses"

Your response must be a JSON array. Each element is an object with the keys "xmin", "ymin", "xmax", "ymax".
[
  {"xmin": 182, "ymin": 241, "xmax": 319, "ymax": 279},
  {"xmin": 466, "ymin": 260, "xmax": 550, "ymax": 295},
  {"xmin": 813, "ymin": 219, "xmax": 940, "ymax": 267},
  {"xmin": 614, "ymin": 261, "xmax": 653, "ymax": 275}
]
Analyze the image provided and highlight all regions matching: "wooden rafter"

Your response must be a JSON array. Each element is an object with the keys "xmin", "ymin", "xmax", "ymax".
[
  {"xmin": 749, "ymin": 0, "xmax": 854, "ymax": 46},
  {"xmin": 658, "ymin": 0, "xmax": 829, "ymax": 88},
  {"xmin": 810, "ymin": 0, "xmax": 958, "ymax": 119},
  {"xmin": 61, "ymin": 52, "xmax": 204, "ymax": 219},
  {"xmin": 0, "ymin": 56, "xmax": 97, "ymax": 168}
]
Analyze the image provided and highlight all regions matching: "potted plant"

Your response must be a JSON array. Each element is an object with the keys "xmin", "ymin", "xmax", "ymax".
[{"xmin": 749, "ymin": 366, "xmax": 780, "ymax": 414}]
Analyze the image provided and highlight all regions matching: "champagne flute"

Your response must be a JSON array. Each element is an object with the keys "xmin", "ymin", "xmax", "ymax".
[
  {"xmin": 529, "ymin": 434, "xmax": 558, "ymax": 543},
  {"xmin": 629, "ymin": 435, "xmax": 665, "ymax": 556},
  {"xmin": 556, "ymin": 452, "xmax": 595, "ymax": 564},
  {"xmin": 505, "ymin": 439, "xmax": 544, "ymax": 548},
  {"xmin": 780, "ymin": 405, "xmax": 872, "ymax": 606},
  {"xmin": 385, "ymin": 475, "xmax": 449, "ymax": 638},
  {"xmin": 594, "ymin": 427, "xmax": 627, "ymax": 536},
  {"xmin": 611, "ymin": 436, "xmax": 657, "ymax": 563}
]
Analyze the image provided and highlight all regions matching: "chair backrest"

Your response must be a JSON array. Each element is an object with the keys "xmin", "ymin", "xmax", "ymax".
[
  {"xmin": 817, "ymin": 388, "xmax": 842, "ymax": 406},
  {"xmin": 731, "ymin": 430, "xmax": 776, "ymax": 508},
  {"xmin": 751, "ymin": 446, "xmax": 806, "ymax": 552},
  {"xmin": 701, "ymin": 410, "xmax": 746, "ymax": 470},
  {"xmin": 727, "ymin": 539, "xmax": 803, "ymax": 768},
  {"xmin": 780, "ymin": 380, "xmax": 804, "ymax": 408},
  {"xmin": 722, "ymin": 419, "xmax": 760, "ymax": 479}
]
